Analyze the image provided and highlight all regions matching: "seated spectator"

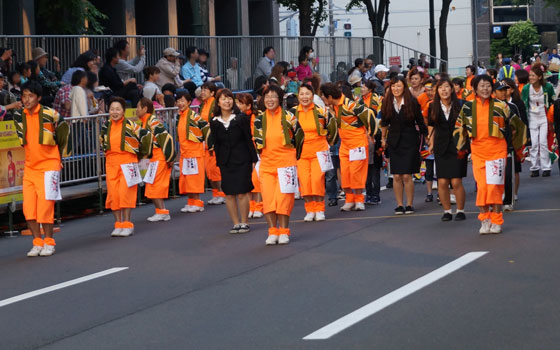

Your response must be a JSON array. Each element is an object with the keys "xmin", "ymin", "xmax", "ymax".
[
  {"xmin": 70, "ymin": 70, "xmax": 88, "ymax": 117},
  {"xmin": 27, "ymin": 60, "xmax": 41, "ymax": 82},
  {"xmin": 33, "ymin": 47, "xmax": 63, "ymax": 106},
  {"xmin": 61, "ymin": 51, "xmax": 97, "ymax": 85},
  {"xmin": 143, "ymin": 66, "xmax": 164, "ymax": 105},
  {"xmin": 99, "ymin": 47, "xmax": 141, "ymax": 108},
  {"xmin": 286, "ymin": 70, "xmax": 299, "ymax": 94},
  {"xmin": 295, "ymin": 53, "xmax": 313, "ymax": 81},
  {"xmin": 161, "ymin": 83, "xmax": 176, "ymax": 97},
  {"xmin": 0, "ymin": 48, "xmax": 13, "ymax": 76},
  {"xmin": 156, "ymin": 47, "xmax": 183, "ymax": 89},
  {"xmin": 0, "ymin": 72, "xmax": 22, "ymax": 120},
  {"xmin": 17, "ymin": 62, "xmax": 31, "ymax": 85},
  {"xmin": 86, "ymin": 71, "xmax": 103, "ymax": 114},
  {"xmin": 197, "ymin": 49, "xmax": 223, "ymax": 86},
  {"xmin": 181, "ymin": 46, "xmax": 203, "ymax": 97},
  {"xmin": 53, "ymin": 83, "xmax": 72, "ymax": 118},
  {"xmin": 8, "ymin": 71, "xmax": 22, "ymax": 100},
  {"xmin": 269, "ymin": 62, "xmax": 289, "ymax": 90},
  {"xmin": 226, "ymin": 57, "xmax": 239, "ymax": 91},
  {"xmin": 114, "ymin": 39, "xmax": 146, "ymax": 81},
  {"xmin": 347, "ymin": 58, "xmax": 364, "ymax": 85},
  {"xmin": 254, "ymin": 46, "xmax": 275, "ymax": 78}
]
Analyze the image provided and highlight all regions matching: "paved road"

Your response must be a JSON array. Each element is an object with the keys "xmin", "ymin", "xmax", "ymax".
[{"xmin": 1, "ymin": 166, "xmax": 559, "ymax": 349}]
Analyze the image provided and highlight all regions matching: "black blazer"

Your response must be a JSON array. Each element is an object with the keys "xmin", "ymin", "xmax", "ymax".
[
  {"xmin": 382, "ymin": 99, "xmax": 427, "ymax": 149},
  {"xmin": 210, "ymin": 114, "xmax": 258, "ymax": 167},
  {"xmin": 428, "ymin": 102, "xmax": 461, "ymax": 157}
]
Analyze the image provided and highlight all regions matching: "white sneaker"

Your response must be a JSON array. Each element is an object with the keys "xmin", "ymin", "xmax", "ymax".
[
  {"xmin": 120, "ymin": 228, "xmax": 134, "ymax": 237},
  {"xmin": 147, "ymin": 213, "xmax": 171, "ymax": 222},
  {"xmin": 450, "ymin": 194, "xmax": 457, "ymax": 204},
  {"xmin": 180, "ymin": 205, "xmax": 191, "ymax": 213},
  {"xmin": 278, "ymin": 234, "xmax": 290, "ymax": 244},
  {"xmin": 111, "ymin": 228, "xmax": 123, "ymax": 237},
  {"xmin": 27, "ymin": 245, "xmax": 43, "ymax": 257},
  {"xmin": 248, "ymin": 211, "xmax": 254, "ymax": 218},
  {"xmin": 207, "ymin": 197, "xmax": 217, "ymax": 205},
  {"xmin": 265, "ymin": 235, "xmax": 279, "ymax": 245},
  {"xmin": 514, "ymin": 194, "xmax": 518, "ymax": 201},
  {"xmin": 432, "ymin": 182, "xmax": 438, "ymax": 190},
  {"xmin": 314, "ymin": 212, "xmax": 326, "ymax": 221},
  {"xmin": 503, "ymin": 205, "xmax": 514, "ymax": 212},
  {"xmin": 187, "ymin": 205, "xmax": 204, "ymax": 213},
  {"xmin": 304, "ymin": 212, "xmax": 315, "ymax": 222},
  {"xmin": 213, "ymin": 197, "xmax": 225, "ymax": 205},
  {"xmin": 340, "ymin": 202, "xmax": 355, "ymax": 211},
  {"xmin": 354, "ymin": 202, "xmax": 365, "ymax": 211},
  {"xmin": 479, "ymin": 219, "xmax": 492, "ymax": 235},
  {"xmin": 252, "ymin": 211, "xmax": 263, "ymax": 218},
  {"xmin": 490, "ymin": 223, "xmax": 502, "ymax": 234},
  {"xmin": 39, "ymin": 245, "xmax": 55, "ymax": 256}
]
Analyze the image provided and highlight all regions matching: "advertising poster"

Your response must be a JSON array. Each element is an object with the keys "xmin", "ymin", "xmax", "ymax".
[{"xmin": 0, "ymin": 121, "xmax": 24, "ymax": 204}]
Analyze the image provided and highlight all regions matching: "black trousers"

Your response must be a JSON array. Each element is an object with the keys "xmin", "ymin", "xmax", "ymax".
[
  {"xmin": 365, "ymin": 164, "xmax": 381, "ymax": 198},
  {"xmin": 503, "ymin": 151, "xmax": 515, "ymax": 206}
]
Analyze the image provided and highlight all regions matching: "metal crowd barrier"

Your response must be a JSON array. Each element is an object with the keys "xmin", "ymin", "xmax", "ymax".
[{"xmin": 0, "ymin": 35, "xmax": 448, "ymax": 90}]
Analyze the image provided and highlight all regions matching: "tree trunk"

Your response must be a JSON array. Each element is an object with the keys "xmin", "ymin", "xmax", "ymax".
[
  {"xmin": 439, "ymin": 0, "xmax": 452, "ymax": 72},
  {"xmin": 299, "ymin": 0, "xmax": 313, "ymax": 36},
  {"xmin": 311, "ymin": 0, "xmax": 324, "ymax": 36},
  {"xmin": 362, "ymin": 0, "xmax": 390, "ymax": 62}
]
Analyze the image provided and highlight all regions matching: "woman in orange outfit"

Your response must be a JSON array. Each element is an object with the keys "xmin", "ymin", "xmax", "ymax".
[
  {"xmin": 176, "ymin": 90, "xmax": 210, "ymax": 213},
  {"xmin": 236, "ymin": 92, "xmax": 263, "ymax": 218},
  {"xmin": 456, "ymin": 75, "xmax": 509, "ymax": 234},
  {"xmin": 136, "ymin": 98, "xmax": 176, "ymax": 222},
  {"xmin": 199, "ymin": 82, "xmax": 225, "ymax": 205},
  {"xmin": 320, "ymin": 82, "xmax": 376, "ymax": 212},
  {"xmin": 101, "ymin": 97, "xmax": 151, "ymax": 237},
  {"xmin": 293, "ymin": 83, "xmax": 337, "ymax": 221},
  {"xmin": 254, "ymin": 84, "xmax": 304, "ymax": 245}
]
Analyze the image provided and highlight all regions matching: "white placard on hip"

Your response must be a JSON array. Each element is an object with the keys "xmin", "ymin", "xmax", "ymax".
[
  {"xmin": 143, "ymin": 161, "xmax": 159, "ymax": 184},
  {"xmin": 349, "ymin": 146, "xmax": 367, "ymax": 161},
  {"xmin": 486, "ymin": 158, "xmax": 505, "ymax": 185},
  {"xmin": 182, "ymin": 157, "xmax": 199, "ymax": 175},
  {"xmin": 138, "ymin": 158, "xmax": 150, "ymax": 172},
  {"xmin": 44, "ymin": 170, "xmax": 62, "ymax": 201},
  {"xmin": 316, "ymin": 150, "xmax": 334, "ymax": 172},
  {"xmin": 277, "ymin": 166, "xmax": 298, "ymax": 194},
  {"xmin": 121, "ymin": 163, "xmax": 142, "ymax": 187}
]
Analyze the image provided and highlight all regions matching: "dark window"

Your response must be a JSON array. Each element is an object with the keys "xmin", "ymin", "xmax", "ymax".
[{"xmin": 493, "ymin": 7, "xmax": 527, "ymax": 23}]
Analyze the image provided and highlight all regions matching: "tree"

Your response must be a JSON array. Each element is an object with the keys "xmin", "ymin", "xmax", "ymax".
[
  {"xmin": 346, "ymin": 0, "xmax": 391, "ymax": 60},
  {"xmin": 438, "ymin": 0, "xmax": 452, "ymax": 72},
  {"xmin": 276, "ymin": 0, "xmax": 328, "ymax": 36},
  {"xmin": 490, "ymin": 38, "xmax": 513, "ymax": 64},
  {"xmin": 507, "ymin": 20, "xmax": 540, "ymax": 54},
  {"xmin": 37, "ymin": 0, "xmax": 108, "ymax": 35}
]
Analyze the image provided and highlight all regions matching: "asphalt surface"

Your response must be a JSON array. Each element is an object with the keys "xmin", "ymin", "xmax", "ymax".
[{"xmin": 0, "ymin": 165, "xmax": 559, "ymax": 350}]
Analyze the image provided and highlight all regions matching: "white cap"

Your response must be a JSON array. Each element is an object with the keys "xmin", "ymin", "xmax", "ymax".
[
  {"xmin": 374, "ymin": 64, "xmax": 390, "ymax": 74},
  {"xmin": 163, "ymin": 47, "xmax": 180, "ymax": 57}
]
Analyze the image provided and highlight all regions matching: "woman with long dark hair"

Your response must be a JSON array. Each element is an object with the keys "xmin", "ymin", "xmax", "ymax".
[
  {"xmin": 427, "ymin": 78, "xmax": 467, "ymax": 221},
  {"xmin": 380, "ymin": 76, "xmax": 428, "ymax": 215},
  {"xmin": 210, "ymin": 89, "xmax": 258, "ymax": 233}
]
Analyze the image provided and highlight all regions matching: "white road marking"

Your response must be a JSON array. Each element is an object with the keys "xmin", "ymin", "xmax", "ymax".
[
  {"xmin": 0, "ymin": 267, "xmax": 129, "ymax": 308},
  {"xmin": 303, "ymin": 252, "xmax": 488, "ymax": 340}
]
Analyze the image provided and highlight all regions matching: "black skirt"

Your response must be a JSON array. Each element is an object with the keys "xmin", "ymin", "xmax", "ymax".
[
  {"xmin": 219, "ymin": 163, "xmax": 254, "ymax": 195},
  {"xmin": 389, "ymin": 137, "xmax": 421, "ymax": 175},
  {"xmin": 434, "ymin": 153, "xmax": 468, "ymax": 179}
]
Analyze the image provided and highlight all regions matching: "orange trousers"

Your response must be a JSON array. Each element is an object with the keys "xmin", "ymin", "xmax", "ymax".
[
  {"xmin": 472, "ymin": 157, "xmax": 505, "ymax": 207},
  {"xmin": 259, "ymin": 166, "xmax": 295, "ymax": 216},
  {"xmin": 179, "ymin": 156, "xmax": 205, "ymax": 194},
  {"xmin": 145, "ymin": 149, "xmax": 171, "ymax": 199},
  {"xmin": 339, "ymin": 155, "xmax": 368, "ymax": 190},
  {"xmin": 205, "ymin": 150, "xmax": 221, "ymax": 182},
  {"xmin": 105, "ymin": 155, "xmax": 138, "ymax": 210},
  {"xmin": 23, "ymin": 167, "xmax": 56, "ymax": 224},
  {"xmin": 251, "ymin": 167, "xmax": 261, "ymax": 193},
  {"xmin": 297, "ymin": 157, "xmax": 325, "ymax": 197}
]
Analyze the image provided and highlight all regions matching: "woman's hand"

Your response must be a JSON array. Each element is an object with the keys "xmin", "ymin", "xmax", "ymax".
[{"xmin": 381, "ymin": 138, "xmax": 387, "ymax": 150}]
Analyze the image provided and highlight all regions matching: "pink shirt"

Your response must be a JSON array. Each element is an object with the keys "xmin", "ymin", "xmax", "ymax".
[{"xmin": 295, "ymin": 64, "xmax": 312, "ymax": 81}]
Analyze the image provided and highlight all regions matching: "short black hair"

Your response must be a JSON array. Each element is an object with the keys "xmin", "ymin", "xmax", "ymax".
[
  {"xmin": 113, "ymin": 40, "xmax": 129, "ymax": 54},
  {"xmin": 320, "ymin": 82, "xmax": 342, "ymax": 99},
  {"xmin": 185, "ymin": 46, "xmax": 198, "ymax": 60},
  {"xmin": 161, "ymin": 83, "xmax": 176, "ymax": 95},
  {"xmin": 354, "ymin": 58, "xmax": 364, "ymax": 67},
  {"xmin": 109, "ymin": 96, "xmax": 127, "ymax": 110},
  {"xmin": 263, "ymin": 46, "xmax": 274, "ymax": 56},
  {"xmin": 515, "ymin": 69, "xmax": 529, "ymax": 84},
  {"xmin": 105, "ymin": 47, "xmax": 119, "ymax": 64},
  {"xmin": 143, "ymin": 66, "xmax": 161, "ymax": 81},
  {"xmin": 71, "ymin": 69, "xmax": 87, "ymax": 86},
  {"xmin": 21, "ymin": 80, "xmax": 42, "ymax": 96},
  {"xmin": 262, "ymin": 84, "xmax": 285, "ymax": 104},
  {"xmin": 176, "ymin": 90, "xmax": 192, "ymax": 102},
  {"xmin": 451, "ymin": 77, "xmax": 464, "ymax": 88},
  {"xmin": 86, "ymin": 71, "xmax": 98, "ymax": 90},
  {"xmin": 201, "ymin": 82, "xmax": 218, "ymax": 95},
  {"xmin": 466, "ymin": 64, "xmax": 476, "ymax": 74},
  {"xmin": 198, "ymin": 49, "xmax": 209, "ymax": 58},
  {"xmin": 472, "ymin": 74, "xmax": 494, "ymax": 91}
]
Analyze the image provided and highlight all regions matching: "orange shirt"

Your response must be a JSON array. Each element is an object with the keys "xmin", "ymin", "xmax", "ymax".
[
  {"xmin": 200, "ymin": 97, "xmax": 215, "ymax": 122},
  {"xmin": 335, "ymin": 97, "xmax": 367, "ymax": 150},
  {"xmin": 260, "ymin": 107, "xmax": 297, "ymax": 169},
  {"xmin": 23, "ymin": 104, "xmax": 61, "ymax": 171},
  {"xmin": 470, "ymin": 98, "xmax": 508, "ymax": 162},
  {"xmin": 417, "ymin": 92, "xmax": 430, "ymax": 112},
  {"xmin": 517, "ymin": 83, "xmax": 525, "ymax": 95},
  {"xmin": 177, "ymin": 108, "xmax": 204, "ymax": 158},
  {"xmin": 363, "ymin": 93, "xmax": 372, "ymax": 108},
  {"xmin": 298, "ymin": 104, "xmax": 329, "ymax": 158},
  {"xmin": 465, "ymin": 76, "xmax": 473, "ymax": 90},
  {"xmin": 106, "ymin": 118, "xmax": 137, "ymax": 163}
]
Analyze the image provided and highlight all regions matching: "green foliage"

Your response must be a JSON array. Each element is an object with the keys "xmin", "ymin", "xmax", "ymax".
[
  {"xmin": 490, "ymin": 39, "xmax": 513, "ymax": 64},
  {"xmin": 37, "ymin": 0, "xmax": 108, "ymax": 35},
  {"xmin": 507, "ymin": 20, "xmax": 540, "ymax": 53}
]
